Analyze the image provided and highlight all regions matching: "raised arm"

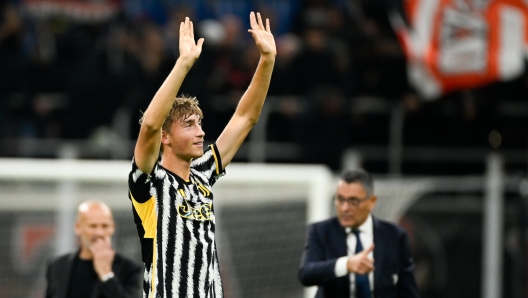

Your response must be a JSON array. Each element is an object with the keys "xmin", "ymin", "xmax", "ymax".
[
  {"xmin": 134, "ymin": 17, "xmax": 204, "ymax": 174},
  {"xmin": 215, "ymin": 12, "xmax": 276, "ymax": 168}
]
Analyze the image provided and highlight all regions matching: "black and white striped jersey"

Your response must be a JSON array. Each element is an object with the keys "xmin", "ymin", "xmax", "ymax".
[{"xmin": 128, "ymin": 144, "xmax": 225, "ymax": 298}]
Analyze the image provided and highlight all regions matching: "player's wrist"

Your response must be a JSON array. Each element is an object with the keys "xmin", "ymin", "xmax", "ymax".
[
  {"xmin": 260, "ymin": 53, "xmax": 276, "ymax": 62},
  {"xmin": 176, "ymin": 56, "xmax": 197, "ymax": 68}
]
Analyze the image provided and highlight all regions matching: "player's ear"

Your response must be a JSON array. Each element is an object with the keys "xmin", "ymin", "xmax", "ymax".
[{"xmin": 161, "ymin": 129, "xmax": 170, "ymax": 145}]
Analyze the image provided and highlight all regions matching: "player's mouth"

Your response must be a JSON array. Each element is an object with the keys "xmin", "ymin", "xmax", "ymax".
[{"xmin": 193, "ymin": 142, "xmax": 203, "ymax": 146}]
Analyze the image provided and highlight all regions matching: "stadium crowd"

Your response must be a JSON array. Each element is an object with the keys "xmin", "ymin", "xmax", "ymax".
[{"xmin": 0, "ymin": 0, "xmax": 527, "ymax": 172}]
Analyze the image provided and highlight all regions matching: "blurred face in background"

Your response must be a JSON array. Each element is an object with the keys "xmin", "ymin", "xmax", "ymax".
[
  {"xmin": 335, "ymin": 181, "xmax": 377, "ymax": 229},
  {"xmin": 75, "ymin": 203, "xmax": 115, "ymax": 251}
]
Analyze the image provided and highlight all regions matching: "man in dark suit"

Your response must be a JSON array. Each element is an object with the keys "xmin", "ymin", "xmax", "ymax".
[
  {"xmin": 299, "ymin": 169, "xmax": 418, "ymax": 298},
  {"xmin": 46, "ymin": 200, "xmax": 142, "ymax": 298}
]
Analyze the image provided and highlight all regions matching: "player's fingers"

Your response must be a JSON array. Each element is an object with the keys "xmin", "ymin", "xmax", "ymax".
[
  {"xmin": 184, "ymin": 17, "xmax": 190, "ymax": 35},
  {"xmin": 248, "ymin": 29, "xmax": 262, "ymax": 44},
  {"xmin": 197, "ymin": 38, "xmax": 205, "ymax": 49},
  {"xmin": 257, "ymin": 12, "xmax": 264, "ymax": 29},
  {"xmin": 190, "ymin": 21, "xmax": 194, "ymax": 39},
  {"xmin": 266, "ymin": 18, "xmax": 270, "ymax": 32},
  {"xmin": 249, "ymin": 11, "xmax": 257, "ymax": 30}
]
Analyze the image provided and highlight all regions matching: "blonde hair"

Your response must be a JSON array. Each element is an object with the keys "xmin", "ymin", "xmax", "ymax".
[
  {"xmin": 139, "ymin": 95, "xmax": 203, "ymax": 133},
  {"xmin": 139, "ymin": 96, "xmax": 203, "ymax": 153}
]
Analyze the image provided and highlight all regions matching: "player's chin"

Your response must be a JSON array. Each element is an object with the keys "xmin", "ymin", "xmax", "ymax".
[{"xmin": 190, "ymin": 147, "xmax": 204, "ymax": 158}]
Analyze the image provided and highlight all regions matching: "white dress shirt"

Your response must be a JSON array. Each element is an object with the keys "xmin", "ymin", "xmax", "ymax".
[{"xmin": 334, "ymin": 214, "xmax": 374, "ymax": 298}]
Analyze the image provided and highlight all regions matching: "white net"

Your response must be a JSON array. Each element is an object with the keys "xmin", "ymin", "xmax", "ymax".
[{"xmin": 0, "ymin": 159, "xmax": 334, "ymax": 298}]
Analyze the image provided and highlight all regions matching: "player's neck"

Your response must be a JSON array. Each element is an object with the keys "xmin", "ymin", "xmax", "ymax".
[{"xmin": 161, "ymin": 153, "xmax": 192, "ymax": 181}]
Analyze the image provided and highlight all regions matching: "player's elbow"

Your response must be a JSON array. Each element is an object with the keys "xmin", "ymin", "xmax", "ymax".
[
  {"xmin": 140, "ymin": 119, "xmax": 162, "ymax": 134},
  {"xmin": 232, "ymin": 114, "xmax": 259, "ymax": 131},
  {"xmin": 241, "ymin": 113, "xmax": 259, "ymax": 126}
]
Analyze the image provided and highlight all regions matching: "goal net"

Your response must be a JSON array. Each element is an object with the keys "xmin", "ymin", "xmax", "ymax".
[{"xmin": 0, "ymin": 158, "xmax": 334, "ymax": 298}]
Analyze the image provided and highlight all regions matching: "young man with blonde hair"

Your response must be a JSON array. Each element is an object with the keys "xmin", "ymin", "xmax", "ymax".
[{"xmin": 128, "ymin": 12, "xmax": 276, "ymax": 298}]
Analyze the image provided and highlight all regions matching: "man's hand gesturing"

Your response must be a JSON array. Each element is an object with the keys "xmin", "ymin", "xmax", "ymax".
[
  {"xmin": 347, "ymin": 243, "xmax": 375, "ymax": 275},
  {"xmin": 90, "ymin": 237, "xmax": 116, "ymax": 280}
]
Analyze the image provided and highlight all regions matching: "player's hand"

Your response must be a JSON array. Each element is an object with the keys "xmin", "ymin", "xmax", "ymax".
[
  {"xmin": 179, "ymin": 17, "xmax": 204, "ymax": 63},
  {"xmin": 248, "ymin": 12, "xmax": 276, "ymax": 57},
  {"xmin": 90, "ymin": 237, "xmax": 115, "ymax": 279},
  {"xmin": 347, "ymin": 243, "xmax": 375, "ymax": 275}
]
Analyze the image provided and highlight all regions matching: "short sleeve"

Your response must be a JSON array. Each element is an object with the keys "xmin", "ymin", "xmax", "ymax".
[
  {"xmin": 128, "ymin": 158, "xmax": 158, "ymax": 203},
  {"xmin": 190, "ymin": 143, "xmax": 225, "ymax": 185}
]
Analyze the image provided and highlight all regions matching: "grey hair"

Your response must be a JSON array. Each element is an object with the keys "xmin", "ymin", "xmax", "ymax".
[{"xmin": 339, "ymin": 169, "xmax": 374, "ymax": 197}]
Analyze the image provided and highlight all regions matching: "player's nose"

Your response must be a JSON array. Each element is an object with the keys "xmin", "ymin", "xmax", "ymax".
[{"xmin": 197, "ymin": 125, "xmax": 205, "ymax": 137}]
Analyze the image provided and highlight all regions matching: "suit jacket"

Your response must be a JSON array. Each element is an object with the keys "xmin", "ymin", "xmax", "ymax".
[
  {"xmin": 45, "ymin": 251, "xmax": 143, "ymax": 298},
  {"xmin": 299, "ymin": 217, "xmax": 418, "ymax": 298}
]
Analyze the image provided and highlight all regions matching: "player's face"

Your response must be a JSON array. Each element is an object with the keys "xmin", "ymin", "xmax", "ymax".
[
  {"xmin": 335, "ymin": 181, "xmax": 376, "ymax": 229},
  {"xmin": 75, "ymin": 206, "xmax": 115, "ymax": 250},
  {"xmin": 164, "ymin": 114, "xmax": 205, "ymax": 160}
]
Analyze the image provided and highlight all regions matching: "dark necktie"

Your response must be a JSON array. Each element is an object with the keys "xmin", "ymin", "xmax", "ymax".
[{"xmin": 353, "ymin": 229, "xmax": 371, "ymax": 298}]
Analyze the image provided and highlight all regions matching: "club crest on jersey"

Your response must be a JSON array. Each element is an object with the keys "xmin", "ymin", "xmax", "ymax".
[{"xmin": 178, "ymin": 202, "xmax": 213, "ymax": 221}]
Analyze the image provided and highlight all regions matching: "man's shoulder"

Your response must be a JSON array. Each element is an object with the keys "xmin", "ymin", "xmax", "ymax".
[
  {"xmin": 309, "ymin": 217, "xmax": 340, "ymax": 230},
  {"xmin": 373, "ymin": 217, "xmax": 407, "ymax": 236},
  {"xmin": 47, "ymin": 252, "xmax": 76, "ymax": 268},
  {"xmin": 129, "ymin": 157, "xmax": 166, "ymax": 180}
]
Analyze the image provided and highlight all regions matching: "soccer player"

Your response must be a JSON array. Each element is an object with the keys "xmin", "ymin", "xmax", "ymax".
[{"xmin": 127, "ymin": 12, "xmax": 275, "ymax": 298}]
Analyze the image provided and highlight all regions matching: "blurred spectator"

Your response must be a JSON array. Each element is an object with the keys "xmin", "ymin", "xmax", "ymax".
[
  {"xmin": 0, "ymin": 0, "xmax": 24, "ymax": 138},
  {"xmin": 205, "ymin": 14, "xmax": 247, "ymax": 95},
  {"xmin": 296, "ymin": 85, "xmax": 351, "ymax": 171},
  {"xmin": 290, "ymin": 26, "xmax": 341, "ymax": 95},
  {"xmin": 268, "ymin": 33, "xmax": 301, "ymax": 95},
  {"xmin": 0, "ymin": 0, "xmax": 527, "ymax": 174},
  {"xmin": 21, "ymin": 93, "xmax": 66, "ymax": 138}
]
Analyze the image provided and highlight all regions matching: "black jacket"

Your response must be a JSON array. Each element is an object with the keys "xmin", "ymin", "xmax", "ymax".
[
  {"xmin": 299, "ymin": 217, "xmax": 419, "ymax": 298},
  {"xmin": 45, "ymin": 251, "xmax": 142, "ymax": 298}
]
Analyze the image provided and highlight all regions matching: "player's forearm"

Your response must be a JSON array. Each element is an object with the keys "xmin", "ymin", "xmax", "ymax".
[
  {"xmin": 141, "ymin": 57, "xmax": 195, "ymax": 130},
  {"xmin": 234, "ymin": 54, "xmax": 275, "ymax": 124}
]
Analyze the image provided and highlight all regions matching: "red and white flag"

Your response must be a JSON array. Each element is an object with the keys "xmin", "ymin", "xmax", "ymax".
[{"xmin": 391, "ymin": 0, "xmax": 528, "ymax": 99}]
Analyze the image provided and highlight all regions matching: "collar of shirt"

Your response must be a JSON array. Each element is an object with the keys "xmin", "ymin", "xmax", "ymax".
[{"xmin": 344, "ymin": 214, "xmax": 373, "ymax": 236}]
